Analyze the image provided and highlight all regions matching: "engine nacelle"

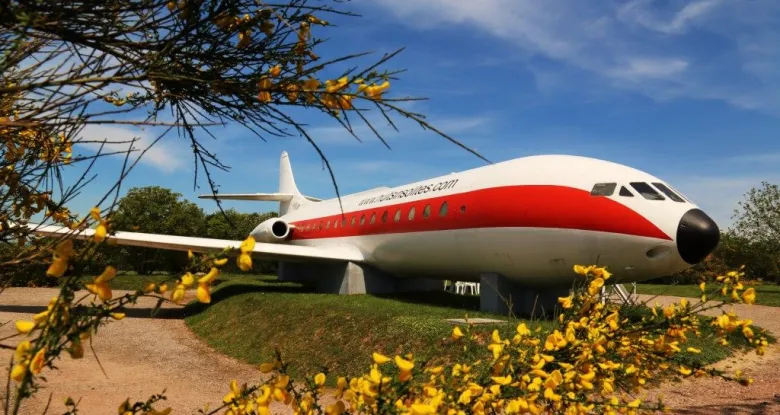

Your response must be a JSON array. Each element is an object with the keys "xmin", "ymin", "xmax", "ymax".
[{"xmin": 249, "ymin": 218, "xmax": 291, "ymax": 243}]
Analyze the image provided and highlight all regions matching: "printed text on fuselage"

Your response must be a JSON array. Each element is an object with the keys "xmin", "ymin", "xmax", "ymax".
[{"xmin": 357, "ymin": 179, "xmax": 459, "ymax": 206}]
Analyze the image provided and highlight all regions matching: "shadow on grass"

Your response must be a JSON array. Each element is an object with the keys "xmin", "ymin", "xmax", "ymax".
[{"xmin": 373, "ymin": 291, "xmax": 482, "ymax": 312}]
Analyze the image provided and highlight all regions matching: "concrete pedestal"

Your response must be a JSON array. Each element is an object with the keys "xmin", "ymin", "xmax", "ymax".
[
  {"xmin": 278, "ymin": 261, "xmax": 442, "ymax": 295},
  {"xmin": 479, "ymin": 273, "xmax": 571, "ymax": 318}
]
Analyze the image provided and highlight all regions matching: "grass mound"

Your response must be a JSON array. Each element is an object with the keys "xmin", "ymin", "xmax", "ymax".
[
  {"xmin": 179, "ymin": 274, "xmax": 542, "ymax": 383},
  {"xmin": 112, "ymin": 273, "xmax": 772, "ymax": 385}
]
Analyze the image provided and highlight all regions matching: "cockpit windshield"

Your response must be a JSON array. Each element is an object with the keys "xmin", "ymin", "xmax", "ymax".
[
  {"xmin": 651, "ymin": 182, "xmax": 686, "ymax": 203},
  {"xmin": 629, "ymin": 182, "xmax": 665, "ymax": 201},
  {"xmin": 590, "ymin": 183, "xmax": 617, "ymax": 196}
]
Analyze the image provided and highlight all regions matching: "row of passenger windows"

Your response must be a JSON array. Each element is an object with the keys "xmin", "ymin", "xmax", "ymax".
[
  {"xmin": 591, "ymin": 181, "xmax": 686, "ymax": 202},
  {"xmin": 297, "ymin": 201, "xmax": 467, "ymax": 232}
]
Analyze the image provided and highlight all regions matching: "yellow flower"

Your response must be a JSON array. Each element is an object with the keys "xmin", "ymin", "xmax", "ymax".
[
  {"xmin": 314, "ymin": 372, "xmax": 326, "ymax": 386},
  {"xmin": 573, "ymin": 265, "xmax": 595, "ymax": 275},
  {"xmin": 89, "ymin": 207, "xmax": 101, "ymax": 221},
  {"xmin": 742, "ymin": 288, "xmax": 756, "ymax": 305},
  {"xmin": 30, "ymin": 347, "xmax": 46, "ymax": 375},
  {"xmin": 96, "ymin": 266, "xmax": 117, "ymax": 283},
  {"xmin": 237, "ymin": 253, "xmax": 252, "ymax": 271},
  {"xmin": 492, "ymin": 375, "xmax": 512, "ymax": 385},
  {"xmin": 558, "ymin": 295, "xmax": 573, "ymax": 309},
  {"xmin": 46, "ymin": 256, "xmax": 68, "ymax": 277},
  {"xmin": 181, "ymin": 272, "xmax": 195, "ymax": 287},
  {"xmin": 214, "ymin": 257, "xmax": 228, "ymax": 266},
  {"xmin": 171, "ymin": 283, "xmax": 186, "ymax": 304},
  {"xmin": 94, "ymin": 221, "xmax": 107, "ymax": 242},
  {"xmin": 395, "ymin": 355, "xmax": 414, "ymax": 371},
  {"xmin": 86, "ymin": 282, "xmax": 112, "ymax": 302},
  {"xmin": 240, "ymin": 235, "xmax": 256, "ymax": 253},
  {"xmin": 588, "ymin": 278, "xmax": 605, "ymax": 296},
  {"xmin": 15, "ymin": 320, "xmax": 35, "ymax": 334},
  {"xmin": 372, "ymin": 352, "xmax": 391, "ymax": 364},
  {"xmin": 269, "ymin": 64, "xmax": 282, "ymax": 77},
  {"xmin": 452, "ymin": 326, "xmax": 464, "ymax": 340},
  {"xmin": 10, "ymin": 364, "xmax": 26, "ymax": 382},
  {"xmin": 196, "ymin": 283, "xmax": 212, "ymax": 303}
]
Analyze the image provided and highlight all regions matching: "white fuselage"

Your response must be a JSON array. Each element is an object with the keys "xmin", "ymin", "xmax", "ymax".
[{"xmin": 252, "ymin": 155, "xmax": 715, "ymax": 287}]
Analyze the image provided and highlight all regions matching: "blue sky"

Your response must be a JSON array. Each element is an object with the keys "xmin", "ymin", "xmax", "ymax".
[{"xmin": 67, "ymin": 0, "xmax": 780, "ymax": 230}]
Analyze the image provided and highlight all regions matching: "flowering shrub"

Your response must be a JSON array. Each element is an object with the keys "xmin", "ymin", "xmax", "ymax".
[{"xmin": 3, "ymin": 217, "xmax": 769, "ymax": 414}]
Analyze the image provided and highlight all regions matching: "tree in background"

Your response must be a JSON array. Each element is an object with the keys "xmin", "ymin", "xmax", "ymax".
[
  {"xmin": 111, "ymin": 186, "xmax": 206, "ymax": 274},
  {"xmin": 730, "ymin": 182, "xmax": 780, "ymax": 283}
]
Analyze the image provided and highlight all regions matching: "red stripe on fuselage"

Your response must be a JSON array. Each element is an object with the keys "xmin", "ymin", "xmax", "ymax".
[{"xmin": 288, "ymin": 185, "xmax": 670, "ymax": 241}]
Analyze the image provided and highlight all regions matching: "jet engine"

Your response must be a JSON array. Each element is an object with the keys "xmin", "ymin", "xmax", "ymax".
[{"xmin": 249, "ymin": 217, "xmax": 291, "ymax": 243}]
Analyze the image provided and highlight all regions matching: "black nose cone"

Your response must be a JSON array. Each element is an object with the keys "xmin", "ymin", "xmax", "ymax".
[{"xmin": 676, "ymin": 208, "xmax": 720, "ymax": 264}]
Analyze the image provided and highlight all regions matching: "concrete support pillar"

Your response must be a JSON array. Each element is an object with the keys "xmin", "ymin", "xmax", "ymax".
[
  {"xmin": 278, "ymin": 261, "xmax": 442, "ymax": 295},
  {"xmin": 479, "ymin": 273, "xmax": 570, "ymax": 318}
]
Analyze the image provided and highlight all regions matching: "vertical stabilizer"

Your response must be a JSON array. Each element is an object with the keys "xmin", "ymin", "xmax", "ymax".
[{"xmin": 278, "ymin": 151, "xmax": 306, "ymax": 215}]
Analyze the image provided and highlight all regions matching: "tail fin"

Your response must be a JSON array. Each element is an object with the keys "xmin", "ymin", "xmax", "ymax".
[{"xmin": 279, "ymin": 151, "xmax": 308, "ymax": 215}]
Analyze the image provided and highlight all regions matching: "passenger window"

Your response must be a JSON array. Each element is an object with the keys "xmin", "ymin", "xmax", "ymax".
[
  {"xmin": 619, "ymin": 186, "xmax": 634, "ymax": 197},
  {"xmin": 439, "ymin": 201, "xmax": 448, "ymax": 217},
  {"xmin": 370, "ymin": 212, "xmax": 376, "ymax": 224},
  {"xmin": 341, "ymin": 218, "xmax": 346, "ymax": 227},
  {"xmin": 591, "ymin": 183, "xmax": 617, "ymax": 196},
  {"xmin": 652, "ymin": 182, "xmax": 685, "ymax": 203},
  {"xmin": 381, "ymin": 210, "xmax": 388, "ymax": 223},
  {"xmin": 360, "ymin": 214, "xmax": 366, "ymax": 225},
  {"xmin": 319, "ymin": 221, "xmax": 323, "ymax": 230},
  {"xmin": 408, "ymin": 206, "xmax": 416, "ymax": 220},
  {"xmin": 423, "ymin": 204, "xmax": 431, "ymax": 218},
  {"xmin": 305, "ymin": 223, "xmax": 310, "ymax": 231},
  {"xmin": 630, "ymin": 182, "xmax": 665, "ymax": 200},
  {"xmin": 350, "ymin": 216, "xmax": 355, "ymax": 226},
  {"xmin": 333, "ymin": 219, "xmax": 338, "ymax": 229},
  {"xmin": 460, "ymin": 205, "xmax": 466, "ymax": 214},
  {"xmin": 394, "ymin": 209, "xmax": 401, "ymax": 222},
  {"xmin": 326, "ymin": 220, "xmax": 330, "ymax": 229}
]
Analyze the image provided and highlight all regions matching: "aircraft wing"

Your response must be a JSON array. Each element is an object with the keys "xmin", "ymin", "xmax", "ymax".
[
  {"xmin": 198, "ymin": 193, "xmax": 323, "ymax": 202},
  {"xmin": 26, "ymin": 224, "xmax": 364, "ymax": 263}
]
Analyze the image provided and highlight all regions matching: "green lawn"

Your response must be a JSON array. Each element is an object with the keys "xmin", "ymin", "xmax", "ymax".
[
  {"xmin": 179, "ymin": 273, "xmax": 546, "ymax": 384},
  {"xmin": 633, "ymin": 283, "xmax": 780, "ymax": 307},
  {"xmin": 107, "ymin": 272, "xmax": 770, "ymax": 385}
]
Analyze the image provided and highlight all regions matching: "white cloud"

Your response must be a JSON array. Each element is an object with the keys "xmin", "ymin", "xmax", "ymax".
[
  {"xmin": 372, "ymin": 0, "xmax": 780, "ymax": 113},
  {"xmin": 618, "ymin": 0, "xmax": 723, "ymax": 35},
  {"xmin": 76, "ymin": 124, "xmax": 185, "ymax": 173}
]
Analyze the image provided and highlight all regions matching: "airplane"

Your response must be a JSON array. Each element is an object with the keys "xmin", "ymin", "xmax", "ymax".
[{"xmin": 27, "ymin": 151, "xmax": 720, "ymax": 315}]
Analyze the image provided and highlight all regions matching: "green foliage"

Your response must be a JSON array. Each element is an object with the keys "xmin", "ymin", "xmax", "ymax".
[
  {"xmin": 110, "ymin": 186, "xmax": 207, "ymax": 275},
  {"xmin": 0, "ymin": 244, "xmax": 56, "ymax": 288},
  {"xmin": 182, "ymin": 273, "xmax": 547, "ymax": 384},
  {"xmin": 731, "ymin": 182, "xmax": 780, "ymax": 283}
]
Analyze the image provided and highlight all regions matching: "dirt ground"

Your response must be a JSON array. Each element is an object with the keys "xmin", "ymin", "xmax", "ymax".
[{"xmin": 0, "ymin": 288, "xmax": 778, "ymax": 414}]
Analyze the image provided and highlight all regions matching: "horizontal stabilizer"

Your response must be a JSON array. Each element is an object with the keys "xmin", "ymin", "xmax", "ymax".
[
  {"xmin": 25, "ymin": 223, "xmax": 364, "ymax": 263},
  {"xmin": 198, "ymin": 193, "xmax": 322, "ymax": 202}
]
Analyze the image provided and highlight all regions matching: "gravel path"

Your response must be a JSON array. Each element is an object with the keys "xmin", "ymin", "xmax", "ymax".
[
  {"xmin": 0, "ymin": 289, "xmax": 777, "ymax": 414},
  {"xmin": 0, "ymin": 288, "xmax": 320, "ymax": 415},
  {"xmin": 635, "ymin": 294, "xmax": 780, "ymax": 414}
]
